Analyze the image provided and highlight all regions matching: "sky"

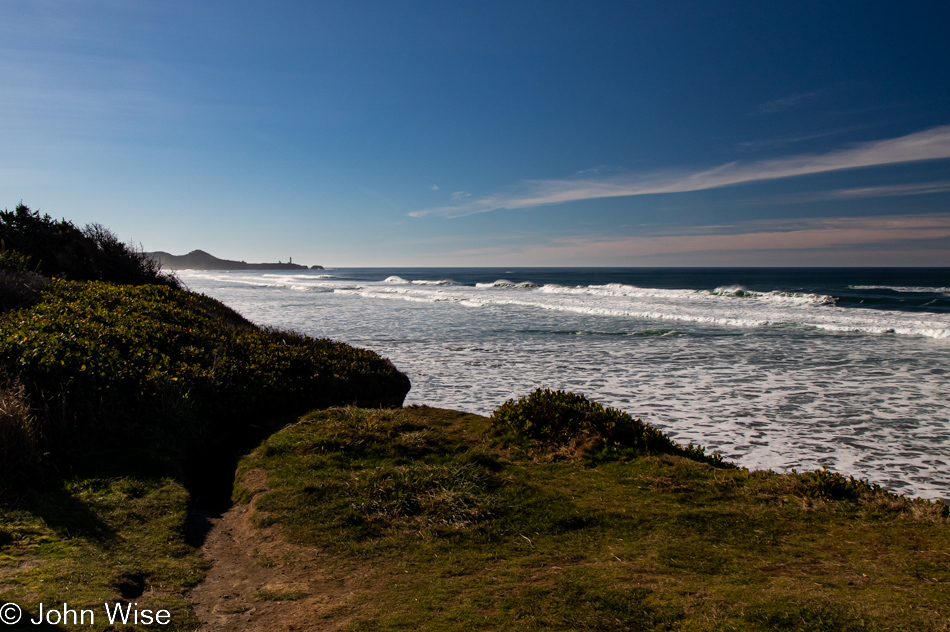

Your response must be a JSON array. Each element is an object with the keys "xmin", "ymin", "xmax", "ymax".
[{"xmin": 2, "ymin": 1, "xmax": 949, "ymax": 266}]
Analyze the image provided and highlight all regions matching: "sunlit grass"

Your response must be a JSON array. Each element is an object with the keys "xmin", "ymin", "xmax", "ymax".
[{"xmin": 239, "ymin": 405, "xmax": 950, "ymax": 631}]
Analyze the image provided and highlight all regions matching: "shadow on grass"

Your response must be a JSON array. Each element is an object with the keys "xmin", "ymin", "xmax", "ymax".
[
  {"xmin": 182, "ymin": 414, "xmax": 300, "ymax": 548},
  {"xmin": 503, "ymin": 578, "xmax": 681, "ymax": 631},
  {"xmin": 746, "ymin": 600, "xmax": 877, "ymax": 632},
  {"xmin": 31, "ymin": 489, "xmax": 116, "ymax": 544}
]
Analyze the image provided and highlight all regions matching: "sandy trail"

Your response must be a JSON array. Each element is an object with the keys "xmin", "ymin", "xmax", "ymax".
[{"xmin": 189, "ymin": 470, "xmax": 371, "ymax": 632}]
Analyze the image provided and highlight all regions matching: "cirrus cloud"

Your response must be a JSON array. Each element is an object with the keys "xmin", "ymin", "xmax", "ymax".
[{"xmin": 410, "ymin": 125, "xmax": 950, "ymax": 219}]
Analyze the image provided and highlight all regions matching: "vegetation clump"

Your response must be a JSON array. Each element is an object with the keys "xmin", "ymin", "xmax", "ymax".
[
  {"xmin": 491, "ymin": 387, "xmax": 729, "ymax": 466},
  {"xmin": 0, "ymin": 379, "xmax": 38, "ymax": 475},
  {"xmin": 797, "ymin": 466, "xmax": 880, "ymax": 502},
  {"xmin": 0, "ymin": 204, "xmax": 174, "ymax": 288},
  {"xmin": 0, "ymin": 279, "xmax": 410, "ymax": 477}
]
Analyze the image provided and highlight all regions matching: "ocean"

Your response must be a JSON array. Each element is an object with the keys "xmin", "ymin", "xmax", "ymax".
[{"xmin": 177, "ymin": 267, "xmax": 950, "ymax": 500}]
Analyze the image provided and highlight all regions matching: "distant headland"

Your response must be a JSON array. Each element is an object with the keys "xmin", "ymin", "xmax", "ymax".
[{"xmin": 147, "ymin": 249, "xmax": 324, "ymax": 271}]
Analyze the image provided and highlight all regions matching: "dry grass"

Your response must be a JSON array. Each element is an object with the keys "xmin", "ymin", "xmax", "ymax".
[{"xmin": 0, "ymin": 380, "xmax": 39, "ymax": 478}]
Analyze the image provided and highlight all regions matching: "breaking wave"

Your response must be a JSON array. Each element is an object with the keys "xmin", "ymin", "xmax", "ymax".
[{"xmin": 182, "ymin": 271, "xmax": 950, "ymax": 340}]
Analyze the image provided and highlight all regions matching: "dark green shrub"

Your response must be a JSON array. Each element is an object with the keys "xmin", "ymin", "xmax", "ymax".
[
  {"xmin": 0, "ymin": 280, "xmax": 410, "ymax": 474},
  {"xmin": 0, "ymin": 204, "xmax": 176, "ymax": 288},
  {"xmin": 796, "ymin": 467, "xmax": 881, "ymax": 502},
  {"xmin": 0, "ymin": 269, "xmax": 48, "ymax": 311},
  {"xmin": 491, "ymin": 388, "xmax": 730, "ymax": 466}
]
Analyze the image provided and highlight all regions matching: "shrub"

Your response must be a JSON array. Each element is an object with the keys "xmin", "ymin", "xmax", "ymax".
[
  {"xmin": 0, "ymin": 280, "xmax": 410, "ymax": 475},
  {"xmin": 491, "ymin": 388, "xmax": 730, "ymax": 466},
  {"xmin": 796, "ymin": 467, "xmax": 881, "ymax": 502},
  {"xmin": 0, "ymin": 204, "xmax": 177, "ymax": 288},
  {"xmin": 0, "ymin": 268, "xmax": 49, "ymax": 311}
]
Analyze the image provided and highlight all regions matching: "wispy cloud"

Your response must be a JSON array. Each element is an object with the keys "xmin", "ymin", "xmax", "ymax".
[
  {"xmin": 831, "ymin": 181, "xmax": 950, "ymax": 198},
  {"xmin": 676, "ymin": 179, "xmax": 950, "ymax": 210},
  {"xmin": 755, "ymin": 91, "xmax": 820, "ymax": 115},
  {"xmin": 437, "ymin": 213, "xmax": 950, "ymax": 266},
  {"xmin": 410, "ymin": 125, "xmax": 950, "ymax": 218},
  {"xmin": 735, "ymin": 126, "xmax": 861, "ymax": 152}
]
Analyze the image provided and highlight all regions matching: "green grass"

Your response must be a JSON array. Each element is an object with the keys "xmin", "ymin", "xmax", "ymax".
[
  {"xmin": 0, "ymin": 477, "xmax": 205, "ymax": 631},
  {"xmin": 237, "ymin": 405, "xmax": 950, "ymax": 632}
]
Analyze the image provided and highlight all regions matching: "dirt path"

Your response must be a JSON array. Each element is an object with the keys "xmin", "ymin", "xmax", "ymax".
[{"xmin": 189, "ymin": 470, "xmax": 371, "ymax": 632}]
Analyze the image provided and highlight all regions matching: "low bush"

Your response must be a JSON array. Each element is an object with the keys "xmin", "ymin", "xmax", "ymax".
[
  {"xmin": 0, "ymin": 280, "xmax": 410, "ymax": 475},
  {"xmin": 491, "ymin": 388, "xmax": 730, "ymax": 466},
  {"xmin": 0, "ymin": 268, "xmax": 49, "ymax": 311},
  {"xmin": 0, "ymin": 204, "xmax": 175, "ymax": 288},
  {"xmin": 795, "ymin": 466, "xmax": 873, "ymax": 501}
]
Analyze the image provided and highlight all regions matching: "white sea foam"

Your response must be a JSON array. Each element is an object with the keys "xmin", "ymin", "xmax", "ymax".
[
  {"xmin": 182, "ymin": 272, "xmax": 950, "ymax": 338},
  {"xmin": 177, "ymin": 270, "xmax": 950, "ymax": 500},
  {"xmin": 475, "ymin": 279, "xmax": 541, "ymax": 288},
  {"xmin": 411, "ymin": 279, "xmax": 456, "ymax": 285},
  {"xmin": 335, "ymin": 279, "xmax": 949, "ymax": 339}
]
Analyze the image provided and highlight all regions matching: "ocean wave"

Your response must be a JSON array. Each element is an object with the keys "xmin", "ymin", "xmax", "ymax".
[
  {"xmin": 517, "ymin": 328, "xmax": 679, "ymax": 337},
  {"xmin": 348, "ymin": 282, "xmax": 949, "ymax": 339},
  {"xmin": 850, "ymin": 285, "xmax": 950, "ymax": 295},
  {"xmin": 475, "ymin": 279, "xmax": 541, "ymax": 288},
  {"xmin": 539, "ymin": 282, "xmax": 833, "ymax": 305},
  {"xmin": 411, "ymin": 279, "xmax": 456, "ymax": 286},
  {"xmin": 711, "ymin": 286, "xmax": 834, "ymax": 302},
  {"xmin": 177, "ymin": 271, "xmax": 950, "ymax": 340}
]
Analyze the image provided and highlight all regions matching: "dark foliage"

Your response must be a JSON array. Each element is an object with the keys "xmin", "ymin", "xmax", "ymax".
[
  {"xmin": 0, "ymin": 280, "xmax": 410, "ymax": 477},
  {"xmin": 0, "ymin": 268, "xmax": 49, "ymax": 311},
  {"xmin": 0, "ymin": 203, "xmax": 177, "ymax": 289},
  {"xmin": 795, "ymin": 467, "xmax": 882, "ymax": 502},
  {"xmin": 491, "ymin": 388, "xmax": 730, "ymax": 466}
]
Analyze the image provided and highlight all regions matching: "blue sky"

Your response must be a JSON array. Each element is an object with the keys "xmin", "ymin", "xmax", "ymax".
[{"xmin": 2, "ymin": 1, "xmax": 949, "ymax": 266}]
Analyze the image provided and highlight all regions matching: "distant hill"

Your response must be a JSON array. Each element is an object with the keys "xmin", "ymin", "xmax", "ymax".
[{"xmin": 147, "ymin": 249, "xmax": 323, "ymax": 271}]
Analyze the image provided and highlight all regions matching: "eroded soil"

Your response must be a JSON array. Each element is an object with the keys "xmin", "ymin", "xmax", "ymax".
[{"xmin": 189, "ymin": 470, "xmax": 372, "ymax": 632}]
